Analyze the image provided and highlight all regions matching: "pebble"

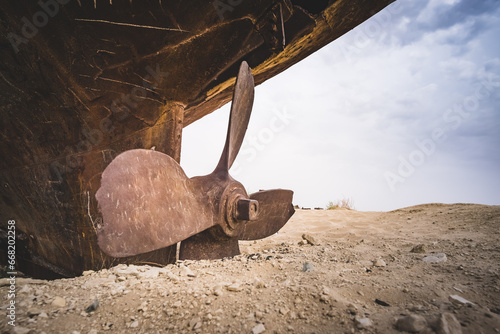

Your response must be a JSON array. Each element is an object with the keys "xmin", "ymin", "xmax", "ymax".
[
  {"xmin": 252, "ymin": 323, "xmax": 266, "ymax": 334},
  {"xmin": 85, "ymin": 300, "xmax": 99, "ymax": 313},
  {"xmin": 302, "ymin": 262, "xmax": 314, "ymax": 272},
  {"xmin": 12, "ymin": 327, "xmax": 31, "ymax": 334},
  {"xmin": 449, "ymin": 295, "xmax": 474, "ymax": 305},
  {"xmin": 411, "ymin": 244, "xmax": 427, "ymax": 253},
  {"xmin": 51, "ymin": 296, "xmax": 66, "ymax": 308},
  {"xmin": 422, "ymin": 253, "xmax": 447, "ymax": 263},
  {"xmin": 227, "ymin": 283, "xmax": 243, "ymax": 292},
  {"xmin": 373, "ymin": 259, "xmax": 387, "ymax": 267},
  {"xmin": 129, "ymin": 321, "xmax": 139, "ymax": 328},
  {"xmin": 180, "ymin": 265, "xmax": 196, "ymax": 277},
  {"xmin": 396, "ymin": 314, "xmax": 428, "ymax": 332},
  {"xmin": 302, "ymin": 234, "xmax": 318, "ymax": 246},
  {"xmin": 189, "ymin": 317, "xmax": 202, "ymax": 329},
  {"xmin": 355, "ymin": 317, "xmax": 373, "ymax": 329},
  {"xmin": 436, "ymin": 313, "xmax": 462, "ymax": 334}
]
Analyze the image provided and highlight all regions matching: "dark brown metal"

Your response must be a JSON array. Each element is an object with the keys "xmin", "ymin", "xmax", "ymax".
[
  {"xmin": 238, "ymin": 190, "xmax": 295, "ymax": 240},
  {"xmin": 216, "ymin": 61, "xmax": 255, "ymax": 172},
  {"xmin": 96, "ymin": 149, "xmax": 214, "ymax": 257},
  {"xmin": 236, "ymin": 198, "xmax": 259, "ymax": 221}
]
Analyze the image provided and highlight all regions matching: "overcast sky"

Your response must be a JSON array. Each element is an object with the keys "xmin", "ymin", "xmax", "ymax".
[{"xmin": 181, "ymin": 0, "xmax": 500, "ymax": 212}]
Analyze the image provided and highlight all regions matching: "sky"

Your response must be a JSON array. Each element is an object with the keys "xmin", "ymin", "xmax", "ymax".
[{"xmin": 181, "ymin": 0, "xmax": 500, "ymax": 212}]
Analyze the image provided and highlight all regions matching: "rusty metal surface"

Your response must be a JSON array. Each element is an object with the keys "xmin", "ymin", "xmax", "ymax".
[
  {"xmin": 97, "ymin": 62, "xmax": 295, "ymax": 260},
  {"xmin": 216, "ymin": 59, "xmax": 255, "ymax": 171},
  {"xmin": 239, "ymin": 190, "xmax": 295, "ymax": 240},
  {"xmin": 96, "ymin": 149, "xmax": 213, "ymax": 257}
]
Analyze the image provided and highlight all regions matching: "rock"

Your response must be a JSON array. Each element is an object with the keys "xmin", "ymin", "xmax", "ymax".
[
  {"xmin": 252, "ymin": 323, "xmax": 266, "ymax": 334},
  {"xmin": 227, "ymin": 283, "xmax": 243, "ymax": 292},
  {"xmin": 39, "ymin": 312, "xmax": 48, "ymax": 318},
  {"xmin": 138, "ymin": 267, "xmax": 167, "ymax": 279},
  {"xmin": 411, "ymin": 244, "xmax": 427, "ymax": 253},
  {"xmin": 129, "ymin": 321, "xmax": 139, "ymax": 328},
  {"xmin": 85, "ymin": 300, "xmax": 99, "ymax": 313},
  {"xmin": 253, "ymin": 278, "xmax": 265, "ymax": 289},
  {"xmin": 373, "ymin": 259, "xmax": 387, "ymax": 267},
  {"xmin": 113, "ymin": 265, "xmax": 140, "ymax": 277},
  {"xmin": 302, "ymin": 234, "xmax": 318, "ymax": 245},
  {"xmin": 355, "ymin": 317, "xmax": 373, "ymax": 329},
  {"xmin": 449, "ymin": 295, "xmax": 474, "ymax": 305},
  {"xmin": 302, "ymin": 262, "xmax": 314, "ymax": 272},
  {"xmin": 82, "ymin": 270, "xmax": 94, "ymax": 276},
  {"xmin": 12, "ymin": 327, "xmax": 31, "ymax": 334},
  {"xmin": 167, "ymin": 272, "xmax": 180, "ymax": 282},
  {"xmin": 436, "ymin": 313, "xmax": 462, "ymax": 334},
  {"xmin": 396, "ymin": 314, "xmax": 428, "ymax": 333},
  {"xmin": 422, "ymin": 253, "xmax": 447, "ymax": 263},
  {"xmin": 189, "ymin": 317, "xmax": 202, "ymax": 329},
  {"xmin": 180, "ymin": 265, "xmax": 196, "ymax": 277},
  {"xmin": 51, "ymin": 296, "xmax": 66, "ymax": 308},
  {"xmin": 347, "ymin": 303, "xmax": 358, "ymax": 315}
]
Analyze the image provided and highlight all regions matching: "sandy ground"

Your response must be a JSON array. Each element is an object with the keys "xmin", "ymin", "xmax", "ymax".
[{"xmin": 1, "ymin": 203, "xmax": 500, "ymax": 334}]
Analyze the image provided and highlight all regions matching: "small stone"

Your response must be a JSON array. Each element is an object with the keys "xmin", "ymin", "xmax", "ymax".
[
  {"xmin": 129, "ymin": 321, "xmax": 139, "ymax": 328},
  {"xmin": 253, "ymin": 278, "xmax": 265, "ymax": 289},
  {"xmin": 422, "ymin": 253, "xmax": 447, "ymax": 263},
  {"xmin": 39, "ymin": 312, "xmax": 48, "ymax": 318},
  {"xmin": 449, "ymin": 295, "xmax": 474, "ymax": 305},
  {"xmin": 227, "ymin": 283, "xmax": 242, "ymax": 292},
  {"xmin": 373, "ymin": 259, "xmax": 387, "ymax": 267},
  {"xmin": 411, "ymin": 244, "xmax": 427, "ymax": 253},
  {"xmin": 189, "ymin": 317, "xmax": 202, "ymax": 328},
  {"xmin": 87, "ymin": 330, "xmax": 98, "ymax": 334},
  {"xmin": 51, "ymin": 296, "xmax": 66, "ymax": 308},
  {"xmin": 279, "ymin": 307, "xmax": 289, "ymax": 315},
  {"xmin": 347, "ymin": 303, "xmax": 358, "ymax": 315},
  {"xmin": 302, "ymin": 234, "xmax": 318, "ymax": 246},
  {"xmin": 302, "ymin": 262, "xmax": 314, "ymax": 272},
  {"xmin": 12, "ymin": 327, "xmax": 31, "ymax": 334},
  {"xmin": 86, "ymin": 300, "xmax": 99, "ymax": 313},
  {"xmin": 396, "ymin": 314, "xmax": 428, "ymax": 333},
  {"xmin": 82, "ymin": 270, "xmax": 94, "ymax": 276},
  {"xmin": 214, "ymin": 286, "xmax": 223, "ymax": 296},
  {"xmin": 436, "ymin": 313, "xmax": 462, "ymax": 334},
  {"xmin": 355, "ymin": 317, "xmax": 373, "ymax": 329},
  {"xmin": 252, "ymin": 323, "xmax": 266, "ymax": 334},
  {"xmin": 180, "ymin": 265, "xmax": 196, "ymax": 277},
  {"xmin": 167, "ymin": 272, "xmax": 180, "ymax": 282}
]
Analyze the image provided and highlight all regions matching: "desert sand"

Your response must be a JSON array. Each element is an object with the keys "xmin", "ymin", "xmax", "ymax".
[{"xmin": 1, "ymin": 203, "xmax": 500, "ymax": 333}]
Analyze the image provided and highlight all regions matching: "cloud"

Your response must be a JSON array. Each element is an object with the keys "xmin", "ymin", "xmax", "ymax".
[{"xmin": 181, "ymin": 0, "xmax": 500, "ymax": 211}]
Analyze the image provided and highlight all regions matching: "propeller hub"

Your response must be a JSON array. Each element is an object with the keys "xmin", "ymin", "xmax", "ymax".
[{"xmin": 236, "ymin": 198, "xmax": 259, "ymax": 221}]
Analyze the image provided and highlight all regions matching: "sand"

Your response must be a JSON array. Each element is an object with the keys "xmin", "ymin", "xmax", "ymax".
[{"xmin": 1, "ymin": 203, "xmax": 499, "ymax": 333}]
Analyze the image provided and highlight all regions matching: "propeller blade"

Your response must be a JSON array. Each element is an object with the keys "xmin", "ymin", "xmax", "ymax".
[
  {"xmin": 96, "ymin": 149, "xmax": 214, "ymax": 257},
  {"xmin": 216, "ymin": 61, "xmax": 255, "ymax": 172},
  {"xmin": 238, "ymin": 189, "xmax": 295, "ymax": 240}
]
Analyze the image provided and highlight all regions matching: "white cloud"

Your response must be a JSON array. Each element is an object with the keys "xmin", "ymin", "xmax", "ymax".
[{"xmin": 181, "ymin": 0, "xmax": 500, "ymax": 211}]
